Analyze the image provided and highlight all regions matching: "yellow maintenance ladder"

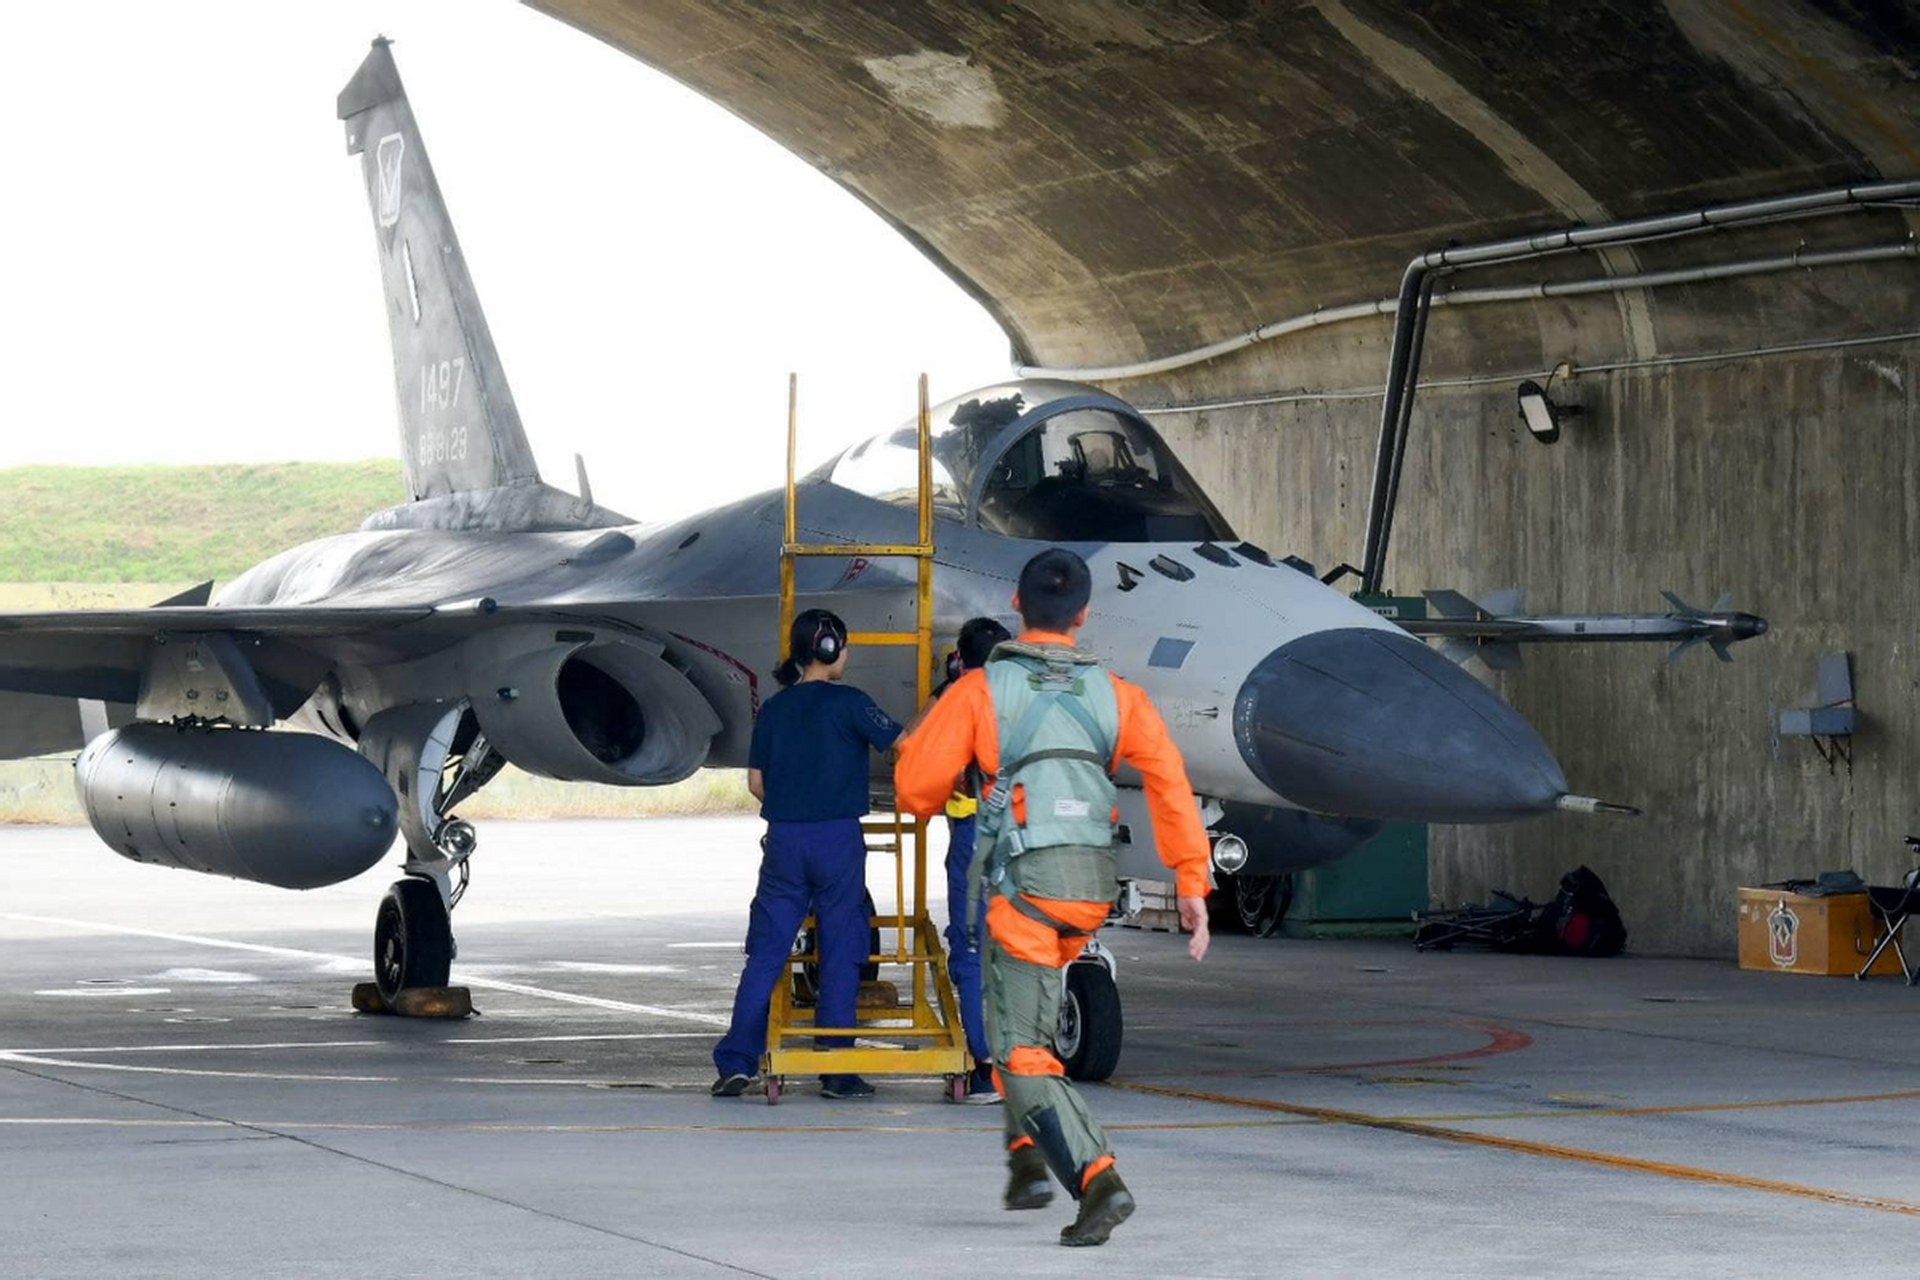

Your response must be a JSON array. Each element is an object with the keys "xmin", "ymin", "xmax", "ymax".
[{"xmin": 762, "ymin": 373, "xmax": 970, "ymax": 1104}]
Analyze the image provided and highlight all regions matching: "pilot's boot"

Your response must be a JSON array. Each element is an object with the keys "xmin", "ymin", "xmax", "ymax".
[
  {"xmin": 1003, "ymin": 1144, "xmax": 1053, "ymax": 1210},
  {"xmin": 1059, "ymin": 1167, "xmax": 1135, "ymax": 1247}
]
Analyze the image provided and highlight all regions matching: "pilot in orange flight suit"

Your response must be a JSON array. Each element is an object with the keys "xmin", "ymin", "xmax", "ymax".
[{"xmin": 895, "ymin": 548, "xmax": 1210, "ymax": 1247}]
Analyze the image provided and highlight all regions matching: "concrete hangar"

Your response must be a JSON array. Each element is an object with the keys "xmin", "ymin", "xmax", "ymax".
[{"xmin": 540, "ymin": 0, "xmax": 1920, "ymax": 957}]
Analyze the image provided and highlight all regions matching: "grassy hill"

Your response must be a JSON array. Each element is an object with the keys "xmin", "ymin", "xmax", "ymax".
[{"xmin": 0, "ymin": 460, "xmax": 404, "ymax": 582}]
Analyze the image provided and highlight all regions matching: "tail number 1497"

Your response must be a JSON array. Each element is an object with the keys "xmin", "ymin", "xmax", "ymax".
[
  {"xmin": 420, "ymin": 357, "xmax": 466, "ymax": 415},
  {"xmin": 416, "ymin": 358, "xmax": 469, "ymax": 464}
]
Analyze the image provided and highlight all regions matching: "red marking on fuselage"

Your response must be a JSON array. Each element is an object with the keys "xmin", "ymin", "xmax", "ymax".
[{"xmin": 671, "ymin": 633, "xmax": 761, "ymax": 717}]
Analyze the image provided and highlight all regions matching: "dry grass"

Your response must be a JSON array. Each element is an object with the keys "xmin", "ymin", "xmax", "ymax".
[
  {"xmin": 0, "ymin": 760, "xmax": 82, "ymax": 824},
  {"xmin": 0, "ymin": 582, "xmax": 203, "ymax": 610},
  {"xmin": 461, "ymin": 767, "xmax": 756, "ymax": 820}
]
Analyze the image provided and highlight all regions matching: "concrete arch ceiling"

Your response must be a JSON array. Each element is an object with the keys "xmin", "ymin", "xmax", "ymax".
[{"xmin": 530, "ymin": 1, "xmax": 1920, "ymax": 372}]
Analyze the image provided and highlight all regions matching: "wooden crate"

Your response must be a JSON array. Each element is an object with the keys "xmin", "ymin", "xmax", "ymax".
[
  {"xmin": 1736, "ymin": 887, "xmax": 1903, "ymax": 977},
  {"xmin": 1119, "ymin": 879, "xmax": 1181, "ymax": 933}
]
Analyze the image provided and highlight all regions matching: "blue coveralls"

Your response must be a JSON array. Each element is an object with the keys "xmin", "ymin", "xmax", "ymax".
[
  {"xmin": 712, "ymin": 819, "xmax": 870, "ymax": 1075},
  {"xmin": 712, "ymin": 681, "xmax": 901, "ymax": 1078},
  {"xmin": 943, "ymin": 813, "xmax": 990, "ymax": 1067}
]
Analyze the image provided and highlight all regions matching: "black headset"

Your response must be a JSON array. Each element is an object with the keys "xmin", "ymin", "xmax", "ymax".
[{"xmin": 808, "ymin": 613, "xmax": 846, "ymax": 665}]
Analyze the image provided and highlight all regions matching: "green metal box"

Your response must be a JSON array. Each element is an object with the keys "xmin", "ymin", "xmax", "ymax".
[{"xmin": 1280, "ymin": 822, "xmax": 1429, "ymax": 939}]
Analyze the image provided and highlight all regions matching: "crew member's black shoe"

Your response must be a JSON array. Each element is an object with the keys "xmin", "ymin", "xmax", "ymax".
[
  {"xmin": 710, "ymin": 1072, "xmax": 755, "ymax": 1098},
  {"xmin": 820, "ymin": 1074, "xmax": 876, "ymax": 1099},
  {"xmin": 1059, "ymin": 1168, "xmax": 1135, "ymax": 1247},
  {"xmin": 1003, "ymin": 1146, "xmax": 1053, "ymax": 1211}
]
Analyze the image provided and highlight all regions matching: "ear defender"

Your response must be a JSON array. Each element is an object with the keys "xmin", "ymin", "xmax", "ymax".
[{"xmin": 811, "ymin": 616, "xmax": 844, "ymax": 665}]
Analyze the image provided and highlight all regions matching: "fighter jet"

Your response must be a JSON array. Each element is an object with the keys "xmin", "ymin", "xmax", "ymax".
[{"xmin": 0, "ymin": 43, "xmax": 1581, "ymax": 1024}]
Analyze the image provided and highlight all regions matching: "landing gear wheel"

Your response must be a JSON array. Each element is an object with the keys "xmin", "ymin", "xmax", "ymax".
[
  {"xmin": 1057, "ymin": 962, "xmax": 1123, "ymax": 1082},
  {"xmin": 374, "ymin": 878, "xmax": 452, "ymax": 1002}
]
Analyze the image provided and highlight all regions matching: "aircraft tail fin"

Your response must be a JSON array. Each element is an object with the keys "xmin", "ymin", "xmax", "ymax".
[{"xmin": 339, "ymin": 40, "xmax": 540, "ymax": 502}]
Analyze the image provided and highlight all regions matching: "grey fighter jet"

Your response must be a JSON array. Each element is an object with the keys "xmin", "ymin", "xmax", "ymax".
[{"xmin": 0, "ymin": 43, "xmax": 1578, "ymax": 1022}]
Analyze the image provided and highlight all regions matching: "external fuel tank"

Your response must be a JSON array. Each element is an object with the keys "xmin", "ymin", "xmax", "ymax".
[{"xmin": 75, "ymin": 725, "xmax": 399, "ymax": 890}]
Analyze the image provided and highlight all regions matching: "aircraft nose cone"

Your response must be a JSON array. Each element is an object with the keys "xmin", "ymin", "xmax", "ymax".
[{"xmin": 1233, "ymin": 628, "xmax": 1567, "ymax": 823}]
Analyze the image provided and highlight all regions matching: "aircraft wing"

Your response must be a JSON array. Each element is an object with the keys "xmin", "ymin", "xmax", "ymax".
[
  {"xmin": 0, "ymin": 604, "xmax": 449, "ymax": 712},
  {"xmin": 0, "ymin": 604, "xmax": 437, "ymax": 636},
  {"xmin": 0, "ymin": 598, "xmax": 737, "ymax": 766}
]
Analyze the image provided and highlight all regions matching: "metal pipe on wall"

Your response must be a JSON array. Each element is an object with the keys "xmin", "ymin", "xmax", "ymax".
[
  {"xmin": 1135, "ymin": 324, "xmax": 1920, "ymax": 417},
  {"xmin": 1362, "ymin": 272, "xmax": 1437, "ymax": 594},
  {"xmin": 1350, "ymin": 184, "xmax": 1916, "ymax": 593},
  {"xmin": 1014, "ymin": 180, "xmax": 1920, "ymax": 384},
  {"xmin": 1357, "ymin": 266, "xmax": 1430, "ymax": 594}
]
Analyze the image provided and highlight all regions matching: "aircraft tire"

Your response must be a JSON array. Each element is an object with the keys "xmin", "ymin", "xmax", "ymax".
[
  {"xmin": 1058, "ymin": 961, "xmax": 1123, "ymax": 1082},
  {"xmin": 374, "ymin": 878, "xmax": 453, "ymax": 1002}
]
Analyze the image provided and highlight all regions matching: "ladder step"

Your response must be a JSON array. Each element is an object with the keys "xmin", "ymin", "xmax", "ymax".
[{"xmin": 783, "ymin": 543, "xmax": 932, "ymax": 558}]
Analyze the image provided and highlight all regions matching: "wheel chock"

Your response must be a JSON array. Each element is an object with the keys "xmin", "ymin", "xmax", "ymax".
[
  {"xmin": 350, "ymin": 983, "xmax": 474, "ymax": 1018},
  {"xmin": 394, "ymin": 986, "xmax": 474, "ymax": 1018}
]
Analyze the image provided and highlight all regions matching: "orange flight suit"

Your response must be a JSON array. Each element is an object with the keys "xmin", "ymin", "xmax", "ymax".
[{"xmin": 894, "ymin": 630, "xmax": 1209, "ymax": 1191}]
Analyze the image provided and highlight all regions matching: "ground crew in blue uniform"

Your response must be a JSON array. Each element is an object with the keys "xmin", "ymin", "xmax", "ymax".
[
  {"xmin": 938, "ymin": 617, "xmax": 1012, "ymax": 1104},
  {"xmin": 711, "ymin": 608, "xmax": 902, "ymax": 1100},
  {"xmin": 896, "ymin": 549, "xmax": 1212, "ymax": 1247}
]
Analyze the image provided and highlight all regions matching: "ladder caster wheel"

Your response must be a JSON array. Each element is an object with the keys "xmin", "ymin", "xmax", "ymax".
[
  {"xmin": 949, "ymin": 1075, "xmax": 966, "ymax": 1104},
  {"xmin": 766, "ymin": 1077, "xmax": 781, "ymax": 1106}
]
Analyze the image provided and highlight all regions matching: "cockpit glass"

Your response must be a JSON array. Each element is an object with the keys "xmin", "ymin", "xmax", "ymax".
[
  {"xmin": 975, "ymin": 408, "xmax": 1232, "ymax": 542},
  {"xmin": 829, "ymin": 390, "xmax": 1028, "ymax": 520},
  {"xmin": 827, "ymin": 385, "xmax": 1233, "ymax": 543}
]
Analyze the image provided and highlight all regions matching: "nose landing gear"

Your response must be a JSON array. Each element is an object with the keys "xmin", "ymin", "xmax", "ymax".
[
  {"xmin": 1057, "ymin": 938, "xmax": 1123, "ymax": 1081},
  {"xmin": 373, "ymin": 876, "xmax": 454, "ymax": 1002},
  {"xmin": 356, "ymin": 705, "xmax": 499, "ymax": 1015}
]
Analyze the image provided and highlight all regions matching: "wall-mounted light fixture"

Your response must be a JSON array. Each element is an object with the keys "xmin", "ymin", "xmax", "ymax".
[
  {"xmin": 1516, "ymin": 376, "xmax": 1584, "ymax": 444},
  {"xmin": 1512, "ymin": 364, "xmax": 1589, "ymax": 450}
]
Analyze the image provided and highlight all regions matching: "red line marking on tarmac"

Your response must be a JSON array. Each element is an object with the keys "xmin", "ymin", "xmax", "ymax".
[{"xmin": 1139, "ymin": 1018, "xmax": 1532, "ymax": 1078}]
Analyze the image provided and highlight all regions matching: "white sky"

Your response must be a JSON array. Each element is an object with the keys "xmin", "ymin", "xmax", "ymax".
[{"xmin": 0, "ymin": 1, "xmax": 1010, "ymax": 522}]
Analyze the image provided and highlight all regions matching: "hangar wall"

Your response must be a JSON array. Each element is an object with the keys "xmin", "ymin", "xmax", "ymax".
[
  {"xmin": 533, "ymin": 0, "xmax": 1920, "ymax": 957},
  {"xmin": 1127, "ymin": 272, "xmax": 1919, "ymax": 957}
]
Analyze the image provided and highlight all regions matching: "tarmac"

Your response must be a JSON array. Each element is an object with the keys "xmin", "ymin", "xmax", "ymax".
[{"xmin": 4, "ymin": 816, "xmax": 1919, "ymax": 1278}]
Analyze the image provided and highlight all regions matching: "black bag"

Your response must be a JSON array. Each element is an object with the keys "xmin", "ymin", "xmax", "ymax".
[{"xmin": 1539, "ymin": 866, "xmax": 1627, "ymax": 956}]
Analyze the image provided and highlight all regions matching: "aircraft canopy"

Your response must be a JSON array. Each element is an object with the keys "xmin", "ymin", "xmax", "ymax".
[{"xmin": 827, "ymin": 381, "xmax": 1233, "ymax": 543}]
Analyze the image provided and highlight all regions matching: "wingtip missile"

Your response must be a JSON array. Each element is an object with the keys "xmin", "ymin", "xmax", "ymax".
[
  {"xmin": 1414, "ymin": 589, "xmax": 1769, "ymax": 667},
  {"xmin": 1662, "ymin": 589, "xmax": 1767, "ymax": 662}
]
